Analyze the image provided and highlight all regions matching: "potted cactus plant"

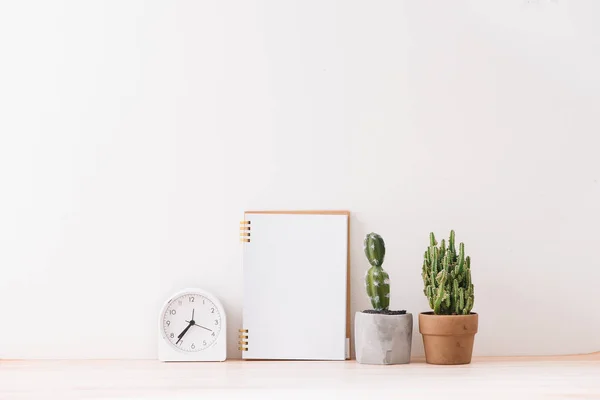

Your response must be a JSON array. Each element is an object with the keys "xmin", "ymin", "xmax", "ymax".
[
  {"xmin": 354, "ymin": 232, "xmax": 413, "ymax": 365},
  {"xmin": 419, "ymin": 230, "xmax": 478, "ymax": 365}
]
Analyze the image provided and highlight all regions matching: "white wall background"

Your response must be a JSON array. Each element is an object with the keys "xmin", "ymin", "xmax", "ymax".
[{"xmin": 1, "ymin": 0, "xmax": 599, "ymax": 359}]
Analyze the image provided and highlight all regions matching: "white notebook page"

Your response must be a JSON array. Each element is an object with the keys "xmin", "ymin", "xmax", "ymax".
[{"xmin": 242, "ymin": 213, "xmax": 348, "ymax": 360}]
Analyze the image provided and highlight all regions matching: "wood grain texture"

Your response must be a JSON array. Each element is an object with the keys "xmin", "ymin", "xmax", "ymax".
[{"xmin": 0, "ymin": 355, "xmax": 599, "ymax": 399}]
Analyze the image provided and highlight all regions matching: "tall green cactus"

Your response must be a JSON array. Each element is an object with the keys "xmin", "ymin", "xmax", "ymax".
[
  {"xmin": 364, "ymin": 233, "xmax": 390, "ymax": 311},
  {"xmin": 422, "ymin": 230, "xmax": 474, "ymax": 315}
]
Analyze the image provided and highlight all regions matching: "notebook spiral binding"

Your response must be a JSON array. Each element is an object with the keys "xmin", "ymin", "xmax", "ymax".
[
  {"xmin": 239, "ymin": 220, "xmax": 250, "ymax": 352},
  {"xmin": 238, "ymin": 329, "xmax": 248, "ymax": 351},
  {"xmin": 240, "ymin": 220, "xmax": 251, "ymax": 243}
]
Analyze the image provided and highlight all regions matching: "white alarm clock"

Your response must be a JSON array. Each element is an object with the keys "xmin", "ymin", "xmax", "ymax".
[{"xmin": 158, "ymin": 288, "xmax": 227, "ymax": 361}]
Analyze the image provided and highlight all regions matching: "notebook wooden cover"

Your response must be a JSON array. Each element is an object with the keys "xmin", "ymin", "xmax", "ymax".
[{"xmin": 239, "ymin": 210, "xmax": 350, "ymax": 360}]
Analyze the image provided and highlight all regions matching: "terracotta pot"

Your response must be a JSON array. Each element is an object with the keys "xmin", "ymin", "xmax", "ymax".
[{"xmin": 418, "ymin": 312, "xmax": 478, "ymax": 365}]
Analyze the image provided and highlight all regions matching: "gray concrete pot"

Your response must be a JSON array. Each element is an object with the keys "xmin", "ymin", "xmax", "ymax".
[{"xmin": 354, "ymin": 311, "xmax": 413, "ymax": 365}]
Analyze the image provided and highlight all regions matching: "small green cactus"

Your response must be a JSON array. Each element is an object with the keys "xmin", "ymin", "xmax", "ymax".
[
  {"xmin": 422, "ymin": 230, "xmax": 474, "ymax": 315},
  {"xmin": 364, "ymin": 233, "xmax": 390, "ymax": 311}
]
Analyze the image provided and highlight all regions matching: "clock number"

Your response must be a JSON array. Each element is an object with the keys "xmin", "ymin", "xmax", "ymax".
[
  {"xmin": 211, "ymin": 307, "xmax": 214, "ymax": 313},
  {"xmin": 170, "ymin": 310, "xmax": 176, "ymax": 315},
  {"xmin": 170, "ymin": 333, "xmax": 174, "ymax": 338},
  {"xmin": 191, "ymin": 343, "xmax": 195, "ymax": 349},
  {"xmin": 166, "ymin": 321, "xmax": 170, "ymax": 326},
  {"xmin": 211, "ymin": 332, "xmax": 215, "ymax": 337},
  {"xmin": 203, "ymin": 340, "xmax": 207, "ymax": 346},
  {"xmin": 189, "ymin": 297, "xmax": 195, "ymax": 302},
  {"xmin": 214, "ymin": 319, "xmax": 219, "ymax": 325}
]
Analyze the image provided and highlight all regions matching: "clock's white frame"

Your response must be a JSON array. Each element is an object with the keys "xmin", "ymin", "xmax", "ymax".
[{"xmin": 158, "ymin": 287, "xmax": 227, "ymax": 362}]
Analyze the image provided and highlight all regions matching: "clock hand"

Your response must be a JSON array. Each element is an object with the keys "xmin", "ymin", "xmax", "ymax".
[
  {"xmin": 176, "ymin": 321, "xmax": 194, "ymax": 344},
  {"xmin": 185, "ymin": 320, "xmax": 213, "ymax": 332},
  {"xmin": 192, "ymin": 308, "xmax": 195, "ymax": 321}
]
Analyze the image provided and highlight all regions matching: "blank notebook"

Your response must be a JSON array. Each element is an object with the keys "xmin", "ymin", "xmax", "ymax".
[{"xmin": 239, "ymin": 211, "xmax": 350, "ymax": 360}]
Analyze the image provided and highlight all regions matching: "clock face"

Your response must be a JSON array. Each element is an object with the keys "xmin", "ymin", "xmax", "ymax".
[{"xmin": 161, "ymin": 292, "xmax": 222, "ymax": 352}]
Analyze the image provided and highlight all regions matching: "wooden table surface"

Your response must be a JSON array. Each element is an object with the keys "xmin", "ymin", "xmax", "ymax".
[{"xmin": 1, "ymin": 353, "xmax": 599, "ymax": 400}]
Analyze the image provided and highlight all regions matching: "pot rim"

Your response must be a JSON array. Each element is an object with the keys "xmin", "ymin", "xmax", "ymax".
[
  {"xmin": 419, "ymin": 311, "xmax": 478, "ymax": 317},
  {"xmin": 418, "ymin": 311, "xmax": 478, "ymax": 335},
  {"xmin": 356, "ymin": 311, "xmax": 413, "ymax": 317}
]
